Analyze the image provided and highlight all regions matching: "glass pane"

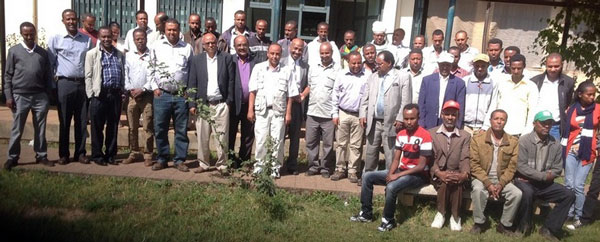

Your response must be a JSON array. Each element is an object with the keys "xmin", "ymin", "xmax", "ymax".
[
  {"xmin": 366, "ymin": 19, "xmax": 376, "ymax": 42},
  {"xmin": 305, "ymin": 0, "xmax": 326, "ymax": 7},
  {"xmin": 286, "ymin": 10, "xmax": 299, "ymax": 23},
  {"xmin": 248, "ymin": 8, "xmax": 272, "ymax": 34},
  {"xmin": 368, "ymin": 0, "xmax": 381, "ymax": 16},
  {"xmin": 300, "ymin": 12, "xmax": 327, "ymax": 37},
  {"xmin": 354, "ymin": 20, "xmax": 366, "ymax": 45},
  {"xmin": 251, "ymin": 0, "xmax": 271, "ymax": 3},
  {"xmin": 287, "ymin": 0, "xmax": 301, "ymax": 8}
]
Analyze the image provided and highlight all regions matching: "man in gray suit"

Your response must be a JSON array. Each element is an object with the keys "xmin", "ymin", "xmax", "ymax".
[{"xmin": 359, "ymin": 50, "xmax": 411, "ymax": 172}]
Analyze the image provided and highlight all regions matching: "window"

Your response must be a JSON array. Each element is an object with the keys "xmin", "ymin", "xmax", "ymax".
[
  {"xmin": 158, "ymin": 0, "xmax": 223, "ymax": 34},
  {"xmin": 285, "ymin": 0, "xmax": 330, "ymax": 40},
  {"xmin": 72, "ymin": 0, "xmax": 137, "ymax": 37}
]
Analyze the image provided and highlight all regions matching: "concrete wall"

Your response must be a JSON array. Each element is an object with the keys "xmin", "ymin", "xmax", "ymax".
[
  {"xmin": 221, "ymin": 0, "xmax": 245, "ymax": 32},
  {"xmin": 396, "ymin": 0, "xmax": 415, "ymax": 47}
]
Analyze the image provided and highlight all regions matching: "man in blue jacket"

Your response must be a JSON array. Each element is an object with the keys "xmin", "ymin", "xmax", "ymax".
[{"xmin": 418, "ymin": 52, "xmax": 465, "ymax": 129}]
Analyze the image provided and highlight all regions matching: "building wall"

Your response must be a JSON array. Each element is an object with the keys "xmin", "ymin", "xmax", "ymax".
[{"xmin": 222, "ymin": 0, "xmax": 245, "ymax": 32}]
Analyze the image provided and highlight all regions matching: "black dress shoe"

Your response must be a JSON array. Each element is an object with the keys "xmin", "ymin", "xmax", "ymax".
[
  {"xmin": 539, "ymin": 227, "xmax": 559, "ymax": 242},
  {"xmin": 470, "ymin": 223, "xmax": 484, "ymax": 234},
  {"xmin": 78, "ymin": 155, "xmax": 90, "ymax": 164},
  {"xmin": 37, "ymin": 157, "xmax": 55, "ymax": 167},
  {"xmin": 57, "ymin": 157, "xmax": 69, "ymax": 165},
  {"xmin": 3, "ymin": 160, "xmax": 17, "ymax": 171},
  {"xmin": 496, "ymin": 223, "xmax": 515, "ymax": 236},
  {"xmin": 106, "ymin": 157, "xmax": 118, "ymax": 165},
  {"xmin": 93, "ymin": 159, "xmax": 107, "ymax": 166}
]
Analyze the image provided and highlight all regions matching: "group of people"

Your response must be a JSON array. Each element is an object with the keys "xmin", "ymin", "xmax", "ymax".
[{"xmin": 4, "ymin": 8, "xmax": 600, "ymax": 240}]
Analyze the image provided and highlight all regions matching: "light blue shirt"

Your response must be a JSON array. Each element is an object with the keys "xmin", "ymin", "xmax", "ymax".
[{"xmin": 47, "ymin": 30, "xmax": 92, "ymax": 78}]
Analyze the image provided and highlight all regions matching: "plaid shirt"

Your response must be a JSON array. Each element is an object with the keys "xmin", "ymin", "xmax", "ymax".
[{"xmin": 101, "ymin": 48, "xmax": 122, "ymax": 89}]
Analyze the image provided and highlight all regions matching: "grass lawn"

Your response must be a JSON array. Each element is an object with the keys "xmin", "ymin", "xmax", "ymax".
[{"xmin": 0, "ymin": 170, "xmax": 599, "ymax": 242}]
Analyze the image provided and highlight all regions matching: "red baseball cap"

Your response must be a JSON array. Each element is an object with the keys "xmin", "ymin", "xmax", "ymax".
[{"xmin": 442, "ymin": 100, "xmax": 460, "ymax": 111}]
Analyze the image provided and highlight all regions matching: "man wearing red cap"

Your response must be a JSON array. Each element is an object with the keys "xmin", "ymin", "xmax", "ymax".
[{"xmin": 430, "ymin": 100, "xmax": 471, "ymax": 231}]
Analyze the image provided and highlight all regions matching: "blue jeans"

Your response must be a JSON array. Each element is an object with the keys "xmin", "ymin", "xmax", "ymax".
[
  {"xmin": 153, "ymin": 92, "xmax": 189, "ymax": 164},
  {"xmin": 565, "ymin": 152, "xmax": 593, "ymax": 220},
  {"xmin": 549, "ymin": 124, "xmax": 560, "ymax": 142},
  {"xmin": 360, "ymin": 170, "xmax": 426, "ymax": 220}
]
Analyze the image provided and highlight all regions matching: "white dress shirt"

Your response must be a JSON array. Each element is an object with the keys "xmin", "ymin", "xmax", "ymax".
[
  {"xmin": 537, "ymin": 75, "xmax": 560, "ymax": 121},
  {"xmin": 458, "ymin": 46, "xmax": 480, "ymax": 72},
  {"xmin": 438, "ymin": 74, "xmax": 450, "ymax": 115},
  {"xmin": 484, "ymin": 77, "xmax": 539, "ymax": 135},
  {"xmin": 124, "ymin": 26, "xmax": 153, "ymax": 52},
  {"xmin": 149, "ymin": 39, "xmax": 193, "ymax": 92},
  {"xmin": 306, "ymin": 37, "xmax": 341, "ymax": 69},
  {"xmin": 124, "ymin": 48, "xmax": 152, "ymax": 90},
  {"xmin": 206, "ymin": 54, "xmax": 222, "ymax": 101}
]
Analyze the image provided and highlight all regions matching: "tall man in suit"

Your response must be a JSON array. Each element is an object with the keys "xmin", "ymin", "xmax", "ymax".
[
  {"xmin": 229, "ymin": 35, "xmax": 256, "ymax": 168},
  {"xmin": 418, "ymin": 52, "xmax": 466, "ymax": 129},
  {"xmin": 188, "ymin": 33, "xmax": 235, "ymax": 175},
  {"xmin": 359, "ymin": 50, "xmax": 411, "ymax": 172}
]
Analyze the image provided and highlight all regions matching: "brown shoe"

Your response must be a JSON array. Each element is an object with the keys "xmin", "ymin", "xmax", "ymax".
[
  {"xmin": 194, "ymin": 166, "xmax": 208, "ymax": 173},
  {"xmin": 330, "ymin": 171, "xmax": 347, "ymax": 181},
  {"xmin": 78, "ymin": 155, "xmax": 90, "ymax": 164},
  {"xmin": 175, "ymin": 163, "xmax": 189, "ymax": 172},
  {"xmin": 348, "ymin": 173, "xmax": 359, "ymax": 183},
  {"xmin": 57, "ymin": 157, "xmax": 69, "ymax": 165},
  {"xmin": 122, "ymin": 157, "xmax": 137, "ymax": 164},
  {"xmin": 37, "ymin": 157, "xmax": 55, "ymax": 167},
  {"xmin": 152, "ymin": 162, "xmax": 167, "ymax": 171},
  {"xmin": 144, "ymin": 159, "xmax": 154, "ymax": 167}
]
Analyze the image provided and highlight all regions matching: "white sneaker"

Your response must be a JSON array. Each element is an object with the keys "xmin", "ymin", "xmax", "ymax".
[
  {"xmin": 450, "ymin": 216, "xmax": 462, "ymax": 231},
  {"xmin": 431, "ymin": 212, "xmax": 445, "ymax": 228}
]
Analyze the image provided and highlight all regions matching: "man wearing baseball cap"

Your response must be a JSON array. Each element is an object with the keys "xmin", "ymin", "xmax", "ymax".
[
  {"xmin": 513, "ymin": 110, "xmax": 574, "ymax": 240},
  {"xmin": 429, "ymin": 100, "xmax": 471, "ymax": 231},
  {"xmin": 418, "ymin": 52, "xmax": 466, "ymax": 130},
  {"xmin": 463, "ymin": 54, "xmax": 495, "ymax": 135}
]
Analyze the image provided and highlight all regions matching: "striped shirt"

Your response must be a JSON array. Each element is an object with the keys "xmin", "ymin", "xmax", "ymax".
[{"xmin": 395, "ymin": 126, "xmax": 433, "ymax": 174}]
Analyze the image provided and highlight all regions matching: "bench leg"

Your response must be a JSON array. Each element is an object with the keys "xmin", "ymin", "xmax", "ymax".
[{"xmin": 399, "ymin": 194, "xmax": 414, "ymax": 206}]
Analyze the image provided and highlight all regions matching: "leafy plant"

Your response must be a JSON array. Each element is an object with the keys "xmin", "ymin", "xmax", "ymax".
[{"xmin": 531, "ymin": 1, "xmax": 600, "ymax": 80}]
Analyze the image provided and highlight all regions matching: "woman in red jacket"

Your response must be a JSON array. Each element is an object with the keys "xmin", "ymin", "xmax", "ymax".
[{"xmin": 561, "ymin": 81, "xmax": 600, "ymax": 230}]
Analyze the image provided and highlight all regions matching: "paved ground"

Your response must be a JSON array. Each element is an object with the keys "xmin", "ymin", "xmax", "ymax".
[
  {"xmin": 0, "ymin": 142, "xmax": 383, "ymax": 196},
  {"xmin": 0, "ymin": 105, "xmax": 384, "ymax": 195}
]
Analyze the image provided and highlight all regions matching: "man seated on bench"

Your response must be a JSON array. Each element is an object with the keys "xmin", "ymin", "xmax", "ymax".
[
  {"xmin": 350, "ymin": 104, "xmax": 432, "ymax": 232},
  {"xmin": 469, "ymin": 109, "xmax": 521, "ymax": 235},
  {"xmin": 513, "ymin": 110, "xmax": 575, "ymax": 240},
  {"xmin": 430, "ymin": 100, "xmax": 471, "ymax": 231}
]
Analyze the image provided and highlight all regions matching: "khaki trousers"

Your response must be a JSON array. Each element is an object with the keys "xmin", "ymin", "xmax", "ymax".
[
  {"xmin": 335, "ymin": 110, "xmax": 363, "ymax": 174},
  {"xmin": 126, "ymin": 93, "xmax": 154, "ymax": 160},
  {"xmin": 196, "ymin": 102, "xmax": 229, "ymax": 170},
  {"xmin": 471, "ymin": 179, "xmax": 522, "ymax": 227}
]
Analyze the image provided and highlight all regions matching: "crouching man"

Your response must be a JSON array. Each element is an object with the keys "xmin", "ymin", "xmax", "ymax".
[
  {"xmin": 350, "ymin": 104, "xmax": 432, "ymax": 232},
  {"xmin": 469, "ymin": 109, "xmax": 521, "ymax": 235}
]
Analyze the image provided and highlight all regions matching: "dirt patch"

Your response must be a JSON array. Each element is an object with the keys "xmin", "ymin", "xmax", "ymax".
[{"xmin": 23, "ymin": 207, "xmax": 90, "ymax": 221}]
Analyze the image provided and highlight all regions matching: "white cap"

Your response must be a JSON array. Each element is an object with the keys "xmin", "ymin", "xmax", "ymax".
[
  {"xmin": 372, "ymin": 21, "xmax": 386, "ymax": 34},
  {"xmin": 437, "ymin": 52, "xmax": 454, "ymax": 64}
]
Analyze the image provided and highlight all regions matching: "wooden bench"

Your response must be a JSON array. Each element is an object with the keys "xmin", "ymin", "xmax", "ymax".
[{"xmin": 397, "ymin": 184, "xmax": 550, "ymax": 214}]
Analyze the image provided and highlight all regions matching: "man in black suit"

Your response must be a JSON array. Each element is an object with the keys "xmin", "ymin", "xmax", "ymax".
[
  {"xmin": 188, "ymin": 33, "xmax": 235, "ymax": 175},
  {"xmin": 229, "ymin": 35, "xmax": 256, "ymax": 168}
]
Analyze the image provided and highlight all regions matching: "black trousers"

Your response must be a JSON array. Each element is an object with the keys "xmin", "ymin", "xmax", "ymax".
[
  {"xmin": 57, "ymin": 79, "xmax": 88, "ymax": 159},
  {"xmin": 581, "ymin": 162, "xmax": 600, "ymax": 224},
  {"xmin": 514, "ymin": 179, "xmax": 575, "ymax": 234},
  {"xmin": 228, "ymin": 102, "xmax": 254, "ymax": 167},
  {"xmin": 89, "ymin": 89, "xmax": 122, "ymax": 161},
  {"xmin": 285, "ymin": 101, "xmax": 303, "ymax": 171}
]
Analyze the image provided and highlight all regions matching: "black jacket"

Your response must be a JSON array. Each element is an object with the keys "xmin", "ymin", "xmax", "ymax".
[
  {"xmin": 530, "ymin": 72, "xmax": 574, "ymax": 134},
  {"xmin": 187, "ymin": 51, "xmax": 235, "ymax": 107}
]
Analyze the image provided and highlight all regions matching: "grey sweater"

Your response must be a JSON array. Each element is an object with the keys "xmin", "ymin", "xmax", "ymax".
[{"xmin": 3, "ymin": 44, "xmax": 52, "ymax": 100}]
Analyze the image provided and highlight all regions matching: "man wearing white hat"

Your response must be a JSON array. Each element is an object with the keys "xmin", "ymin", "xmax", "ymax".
[
  {"xmin": 369, "ymin": 21, "xmax": 398, "ymax": 68},
  {"xmin": 418, "ymin": 52, "xmax": 466, "ymax": 129}
]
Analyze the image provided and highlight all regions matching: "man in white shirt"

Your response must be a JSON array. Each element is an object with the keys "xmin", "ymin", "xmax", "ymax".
[
  {"xmin": 123, "ymin": 28, "xmax": 154, "ymax": 167},
  {"xmin": 392, "ymin": 28, "xmax": 410, "ymax": 69},
  {"xmin": 124, "ymin": 10, "xmax": 153, "ymax": 52},
  {"xmin": 422, "ymin": 29, "xmax": 445, "ymax": 73},
  {"xmin": 484, "ymin": 54, "xmax": 539, "ymax": 136},
  {"xmin": 248, "ymin": 44, "xmax": 299, "ymax": 178},
  {"xmin": 306, "ymin": 22, "xmax": 341, "ymax": 69},
  {"xmin": 402, "ymin": 49, "xmax": 427, "ymax": 104},
  {"xmin": 454, "ymin": 30, "xmax": 479, "ymax": 72},
  {"xmin": 148, "ymin": 19, "xmax": 193, "ymax": 172}
]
